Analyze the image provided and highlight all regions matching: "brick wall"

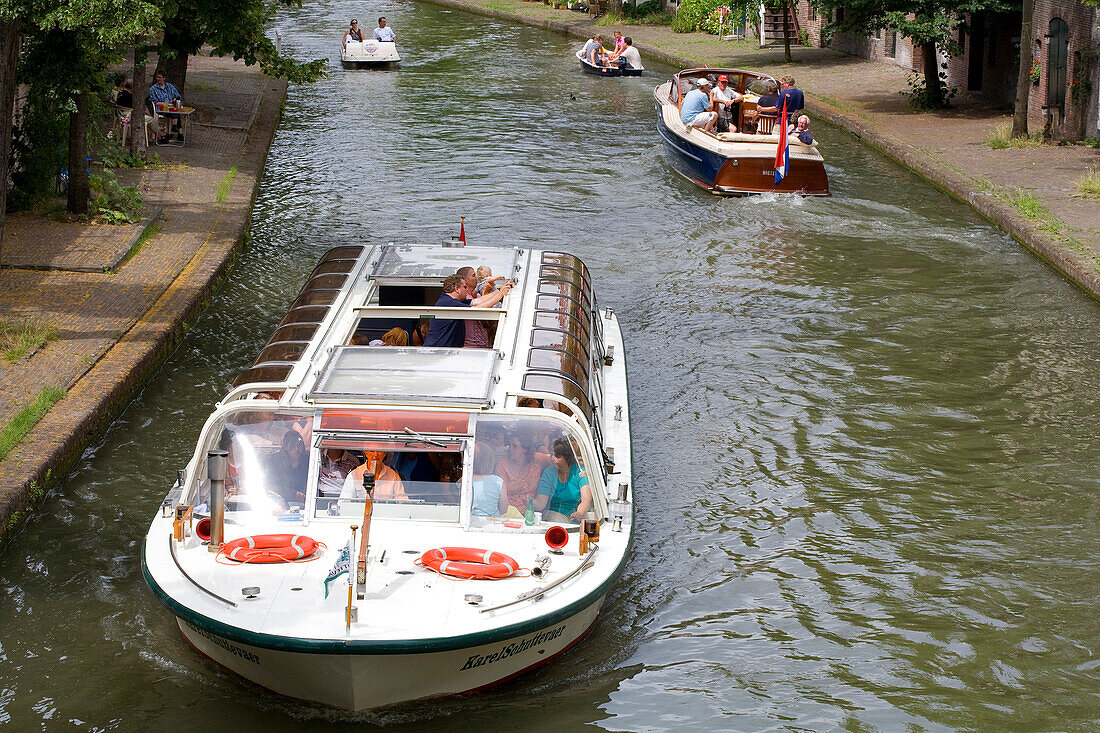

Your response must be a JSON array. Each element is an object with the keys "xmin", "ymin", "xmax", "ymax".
[{"xmin": 1028, "ymin": 0, "xmax": 1098, "ymax": 139}]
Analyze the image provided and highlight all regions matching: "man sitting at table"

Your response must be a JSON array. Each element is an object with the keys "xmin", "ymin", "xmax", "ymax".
[{"xmin": 148, "ymin": 71, "xmax": 183, "ymax": 143}]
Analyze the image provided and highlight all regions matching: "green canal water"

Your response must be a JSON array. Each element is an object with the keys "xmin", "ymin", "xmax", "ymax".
[{"xmin": 1, "ymin": 3, "xmax": 1098, "ymax": 730}]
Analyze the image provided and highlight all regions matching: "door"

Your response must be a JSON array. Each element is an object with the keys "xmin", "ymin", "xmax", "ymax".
[
  {"xmin": 1047, "ymin": 18, "xmax": 1069, "ymax": 123},
  {"xmin": 967, "ymin": 13, "xmax": 985, "ymax": 91}
]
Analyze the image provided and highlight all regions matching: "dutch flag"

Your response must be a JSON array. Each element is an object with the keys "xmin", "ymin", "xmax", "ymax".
[{"xmin": 774, "ymin": 98, "xmax": 790, "ymax": 186}]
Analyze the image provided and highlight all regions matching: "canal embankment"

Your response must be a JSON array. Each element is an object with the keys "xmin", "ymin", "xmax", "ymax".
[
  {"xmin": 421, "ymin": 0, "xmax": 1100, "ymax": 299},
  {"xmin": 0, "ymin": 53, "xmax": 287, "ymax": 545}
]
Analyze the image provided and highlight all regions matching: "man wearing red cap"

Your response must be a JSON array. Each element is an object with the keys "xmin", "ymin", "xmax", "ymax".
[{"xmin": 712, "ymin": 74, "xmax": 743, "ymax": 133}]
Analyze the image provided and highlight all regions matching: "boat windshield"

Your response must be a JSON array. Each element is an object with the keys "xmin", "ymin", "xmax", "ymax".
[
  {"xmin": 471, "ymin": 414, "xmax": 593, "ymax": 525},
  {"xmin": 188, "ymin": 407, "xmax": 315, "ymax": 527},
  {"xmin": 314, "ymin": 437, "xmax": 463, "ymax": 522}
]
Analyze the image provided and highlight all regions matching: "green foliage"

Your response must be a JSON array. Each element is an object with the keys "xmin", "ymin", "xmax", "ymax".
[
  {"xmin": 903, "ymin": 63, "xmax": 956, "ymax": 111},
  {"xmin": 1078, "ymin": 169, "xmax": 1100, "ymax": 198},
  {"xmin": 0, "ymin": 386, "xmax": 66, "ymax": 462},
  {"xmin": 598, "ymin": 1, "xmax": 672, "ymax": 24},
  {"xmin": 89, "ymin": 169, "xmax": 142, "ymax": 224},
  {"xmin": 673, "ymin": 0, "xmax": 725, "ymax": 32},
  {"xmin": 986, "ymin": 121, "xmax": 1043, "ymax": 149},
  {"xmin": 216, "ymin": 166, "xmax": 237, "ymax": 203},
  {"xmin": 0, "ymin": 318, "xmax": 58, "ymax": 362}
]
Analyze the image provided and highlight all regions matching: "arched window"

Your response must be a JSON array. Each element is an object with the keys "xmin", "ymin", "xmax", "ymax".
[{"xmin": 1047, "ymin": 18, "xmax": 1069, "ymax": 123}]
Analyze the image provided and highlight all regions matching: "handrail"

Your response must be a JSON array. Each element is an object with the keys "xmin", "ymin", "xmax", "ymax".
[
  {"xmin": 479, "ymin": 545, "xmax": 599, "ymax": 613},
  {"xmin": 169, "ymin": 534, "xmax": 238, "ymax": 608},
  {"xmin": 352, "ymin": 305, "xmax": 505, "ymax": 321},
  {"xmin": 218, "ymin": 381, "xmax": 292, "ymax": 405}
]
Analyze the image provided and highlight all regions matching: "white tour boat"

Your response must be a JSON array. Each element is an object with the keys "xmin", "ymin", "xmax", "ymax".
[
  {"xmin": 142, "ymin": 243, "xmax": 633, "ymax": 710},
  {"xmin": 341, "ymin": 39, "xmax": 401, "ymax": 67}
]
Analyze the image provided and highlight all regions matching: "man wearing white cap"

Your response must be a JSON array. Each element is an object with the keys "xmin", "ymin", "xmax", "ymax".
[{"xmin": 680, "ymin": 77, "xmax": 717, "ymax": 131}]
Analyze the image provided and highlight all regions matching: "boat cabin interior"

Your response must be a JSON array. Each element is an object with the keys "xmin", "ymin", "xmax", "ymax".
[
  {"xmin": 669, "ymin": 68, "xmax": 782, "ymax": 139},
  {"xmin": 191, "ymin": 244, "xmax": 614, "ymax": 530}
]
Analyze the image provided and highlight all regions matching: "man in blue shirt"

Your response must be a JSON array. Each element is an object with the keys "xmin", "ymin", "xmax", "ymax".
[
  {"xmin": 148, "ymin": 71, "xmax": 183, "ymax": 143},
  {"xmin": 680, "ymin": 77, "xmax": 717, "ymax": 132},
  {"xmin": 423, "ymin": 272, "xmax": 514, "ymax": 348},
  {"xmin": 373, "ymin": 17, "xmax": 396, "ymax": 42},
  {"xmin": 779, "ymin": 75, "xmax": 804, "ymax": 116}
]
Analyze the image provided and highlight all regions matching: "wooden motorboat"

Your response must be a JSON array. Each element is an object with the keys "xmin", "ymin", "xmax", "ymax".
[
  {"xmin": 142, "ymin": 243, "xmax": 634, "ymax": 711},
  {"xmin": 653, "ymin": 68, "xmax": 829, "ymax": 196},
  {"xmin": 341, "ymin": 39, "xmax": 400, "ymax": 67}
]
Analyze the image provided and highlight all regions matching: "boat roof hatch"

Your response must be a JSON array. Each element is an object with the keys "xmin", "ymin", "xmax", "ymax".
[
  {"xmin": 372, "ymin": 245, "xmax": 520, "ymax": 284},
  {"xmin": 309, "ymin": 346, "xmax": 500, "ymax": 407}
]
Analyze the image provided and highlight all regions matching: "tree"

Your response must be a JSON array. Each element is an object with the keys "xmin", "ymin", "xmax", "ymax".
[
  {"xmin": 0, "ymin": 17, "xmax": 18, "ymax": 262},
  {"xmin": 1010, "ymin": 0, "xmax": 1034, "ymax": 137},
  {"xmin": 156, "ymin": 0, "xmax": 324, "ymax": 93},
  {"xmin": 815, "ymin": 0, "xmax": 1020, "ymax": 109}
]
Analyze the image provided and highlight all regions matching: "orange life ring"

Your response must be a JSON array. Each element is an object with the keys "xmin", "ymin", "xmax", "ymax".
[
  {"xmin": 419, "ymin": 547, "xmax": 519, "ymax": 579},
  {"xmin": 222, "ymin": 534, "xmax": 318, "ymax": 563}
]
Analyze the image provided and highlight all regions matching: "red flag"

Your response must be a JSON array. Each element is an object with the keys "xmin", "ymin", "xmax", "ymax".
[
  {"xmin": 459, "ymin": 217, "xmax": 466, "ymax": 245},
  {"xmin": 773, "ymin": 99, "xmax": 789, "ymax": 185}
]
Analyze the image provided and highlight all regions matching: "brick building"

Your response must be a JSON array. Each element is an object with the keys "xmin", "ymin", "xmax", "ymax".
[{"xmin": 794, "ymin": 1, "xmax": 1099, "ymax": 140}]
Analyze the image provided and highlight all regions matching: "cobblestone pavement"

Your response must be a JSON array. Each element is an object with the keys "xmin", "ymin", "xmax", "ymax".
[
  {"xmin": 425, "ymin": 0, "xmax": 1100, "ymax": 298},
  {"xmin": 0, "ymin": 52, "xmax": 287, "ymax": 540}
]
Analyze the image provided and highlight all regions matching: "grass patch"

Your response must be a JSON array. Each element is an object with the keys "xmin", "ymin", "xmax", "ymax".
[
  {"xmin": 986, "ymin": 122, "xmax": 1044, "ymax": 149},
  {"xmin": 216, "ymin": 166, "xmax": 237, "ymax": 204},
  {"xmin": 188, "ymin": 81, "xmax": 220, "ymax": 92},
  {"xmin": 0, "ymin": 385, "xmax": 66, "ymax": 461},
  {"xmin": 1077, "ymin": 169, "xmax": 1100, "ymax": 198},
  {"xmin": 0, "ymin": 319, "xmax": 58, "ymax": 362},
  {"xmin": 125, "ymin": 221, "xmax": 163, "ymax": 262},
  {"xmin": 596, "ymin": 10, "xmax": 673, "ymax": 25}
]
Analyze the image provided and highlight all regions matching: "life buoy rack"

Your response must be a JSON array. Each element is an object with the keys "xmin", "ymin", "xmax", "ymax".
[
  {"xmin": 221, "ymin": 534, "xmax": 319, "ymax": 564},
  {"xmin": 418, "ymin": 547, "xmax": 519, "ymax": 579}
]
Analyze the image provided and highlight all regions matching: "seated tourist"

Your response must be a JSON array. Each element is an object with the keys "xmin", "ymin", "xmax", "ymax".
[
  {"xmin": 749, "ymin": 81, "xmax": 780, "ymax": 131},
  {"xmin": 341, "ymin": 452, "xmax": 407, "ymax": 500},
  {"xmin": 712, "ymin": 74, "xmax": 742, "ymax": 133},
  {"xmin": 680, "ymin": 78, "xmax": 717, "ymax": 132},
  {"xmin": 534, "ymin": 438, "xmax": 592, "ymax": 523},
  {"xmin": 318, "ymin": 447, "xmax": 358, "ymax": 497},
  {"xmin": 582, "ymin": 34, "xmax": 605, "ymax": 66},
  {"xmin": 271, "ymin": 430, "xmax": 309, "ymax": 505},
  {"xmin": 613, "ymin": 37, "xmax": 643, "ymax": 70},
  {"xmin": 342, "ymin": 18, "xmax": 365, "ymax": 49},
  {"xmin": 381, "ymin": 327, "xmax": 408, "ymax": 346},
  {"xmin": 788, "ymin": 115, "xmax": 814, "ymax": 145},
  {"xmin": 470, "ymin": 443, "xmax": 509, "ymax": 517}
]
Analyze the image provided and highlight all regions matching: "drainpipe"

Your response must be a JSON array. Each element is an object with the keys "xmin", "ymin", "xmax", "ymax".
[{"xmin": 207, "ymin": 449, "xmax": 228, "ymax": 550}]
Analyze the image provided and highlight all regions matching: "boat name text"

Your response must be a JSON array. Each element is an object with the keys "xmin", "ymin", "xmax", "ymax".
[
  {"xmin": 184, "ymin": 621, "xmax": 261, "ymax": 665},
  {"xmin": 460, "ymin": 625, "xmax": 566, "ymax": 671}
]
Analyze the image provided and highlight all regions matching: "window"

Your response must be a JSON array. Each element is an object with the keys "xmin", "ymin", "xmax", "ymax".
[{"xmin": 473, "ymin": 415, "xmax": 593, "ymax": 525}]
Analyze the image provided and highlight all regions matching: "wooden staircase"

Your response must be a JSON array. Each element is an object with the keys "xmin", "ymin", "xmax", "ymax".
[{"xmin": 761, "ymin": 7, "xmax": 800, "ymax": 48}]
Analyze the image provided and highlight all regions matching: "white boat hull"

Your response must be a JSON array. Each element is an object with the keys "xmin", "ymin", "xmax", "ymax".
[
  {"xmin": 175, "ymin": 597, "xmax": 603, "ymax": 710},
  {"xmin": 341, "ymin": 40, "xmax": 400, "ymax": 66}
]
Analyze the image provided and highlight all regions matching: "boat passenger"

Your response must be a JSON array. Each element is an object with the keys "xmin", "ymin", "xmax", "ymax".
[
  {"xmin": 423, "ymin": 273, "xmax": 511, "ymax": 348},
  {"xmin": 318, "ymin": 447, "xmax": 358, "ymax": 497},
  {"xmin": 615, "ymin": 37, "xmax": 642, "ymax": 70},
  {"xmin": 582, "ymin": 34, "xmax": 605, "ymax": 66},
  {"xmin": 534, "ymin": 438, "xmax": 592, "ymax": 523},
  {"xmin": 612, "ymin": 31, "xmax": 626, "ymax": 55},
  {"xmin": 342, "ymin": 452, "xmax": 407, "ymax": 500},
  {"xmin": 410, "ymin": 318, "xmax": 430, "ymax": 347},
  {"xmin": 342, "ymin": 18, "xmax": 364, "ymax": 49},
  {"xmin": 712, "ymin": 74, "xmax": 743, "ymax": 132},
  {"xmin": 680, "ymin": 77, "xmax": 718, "ymax": 132},
  {"xmin": 749, "ymin": 80, "xmax": 780, "ymax": 131},
  {"xmin": 471, "ymin": 443, "xmax": 509, "ymax": 517},
  {"xmin": 496, "ymin": 432, "xmax": 546, "ymax": 513},
  {"xmin": 381, "ymin": 327, "xmax": 409, "ymax": 346},
  {"xmin": 373, "ymin": 17, "xmax": 396, "ymax": 42},
  {"xmin": 779, "ymin": 75, "xmax": 805, "ymax": 116},
  {"xmin": 788, "ymin": 115, "xmax": 814, "ymax": 145},
  {"xmin": 271, "ymin": 429, "xmax": 309, "ymax": 504}
]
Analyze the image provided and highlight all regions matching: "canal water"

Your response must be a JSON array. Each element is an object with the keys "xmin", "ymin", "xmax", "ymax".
[{"xmin": 2, "ymin": 2, "xmax": 1099, "ymax": 731}]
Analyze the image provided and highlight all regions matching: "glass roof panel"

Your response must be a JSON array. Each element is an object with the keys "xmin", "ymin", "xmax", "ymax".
[
  {"xmin": 531, "ymin": 327, "xmax": 590, "ymax": 359},
  {"xmin": 302, "ymin": 273, "xmax": 348, "ymax": 291},
  {"xmin": 535, "ymin": 293, "xmax": 590, "ymax": 326},
  {"xmin": 527, "ymin": 347, "xmax": 589, "ymax": 388},
  {"xmin": 312, "ymin": 346, "xmax": 498, "ymax": 405},
  {"xmin": 309, "ymin": 259, "xmax": 357, "ymax": 278},
  {"xmin": 321, "ymin": 246, "xmax": 365, "ymax": 262},
  {"xmin": 522, "ymin": 372, "xmax": 592, "ymax": 421},
  {"xmin": 538, "ymin": 277, "xmax": 591, "ymax": 311},
  {"xmin": 541, "ymin": 252, "xmax": 590, "ymax": 285},
  {"xmin": 233, "ymin": 363, "xmax": 293, "ymax": 387},
  {"xmin": 373, "ymin": 245, "xmax": 519, "ymax": 281},
  {"xmin": 279, "ymin": 305, "xmax": 330, "ymax": 326},
  {"xmin": 534, "ymin": 309, "xmax": 590, "ymax": 342}
]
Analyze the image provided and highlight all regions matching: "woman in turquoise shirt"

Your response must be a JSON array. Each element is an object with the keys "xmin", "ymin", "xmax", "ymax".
[{"xmin": 535, "ymin": 438, "xmax": 592, "ymax": 523}]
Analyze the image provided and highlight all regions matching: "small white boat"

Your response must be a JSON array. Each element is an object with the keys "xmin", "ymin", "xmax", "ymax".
[
  {"xmin": 341, "ymin": 39, "xmax": 400, "ymax": 67},
  {"xmin": 142, "ymin": 243, "xmax": 633, "ymax": 711}
]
